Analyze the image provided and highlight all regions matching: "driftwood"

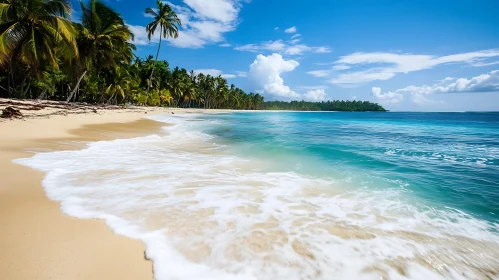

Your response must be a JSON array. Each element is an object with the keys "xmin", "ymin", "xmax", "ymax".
[
  {"xmin": 1, "ymin": 107, "xmax": 23, "ymax": 119},
  {"xmin": 0, "ymin": 98, "xmax": 144, "ymax": 121},
  {"xmin": 0, "ymin": 100, "xmax": 131, "ymax": 111}
]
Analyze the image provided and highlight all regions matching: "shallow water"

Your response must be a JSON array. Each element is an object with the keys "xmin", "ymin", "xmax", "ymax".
[{"xmin": 16, "ymin": 112, "xmax": 499, "ymax": 279}]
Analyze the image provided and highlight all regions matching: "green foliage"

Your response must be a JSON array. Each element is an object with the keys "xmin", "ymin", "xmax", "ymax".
[
  {"xmin": 0, "ymin": 0, "xmax": 78, "ymax": 71},
  {"xmin": 0, "ymin": 0, "xmax": 386, "ymax": 113},
  {"xmin": 32, "ymin": 68, "xmax": 66, "ymax": 96},
  {"xmin": 263, "ymin": 100, "xmax": 386, "ymax": 112}
]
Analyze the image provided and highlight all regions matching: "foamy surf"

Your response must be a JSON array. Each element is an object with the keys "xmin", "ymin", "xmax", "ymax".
[{"xmin": 15, "ymin": 113, "xmax": 499, "ymax": 280}]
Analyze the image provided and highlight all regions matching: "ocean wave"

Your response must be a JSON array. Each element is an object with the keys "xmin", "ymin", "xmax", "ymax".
[{"xmin": 15, "ymin": 114, "xmax": 499, "ymax": 280}]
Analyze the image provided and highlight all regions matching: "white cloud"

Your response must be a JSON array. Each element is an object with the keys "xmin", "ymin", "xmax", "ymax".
[
  {"xmin": 235, "ymin": 40, "xmax": 285, "ymax": 52},
  {"xmin": 410, "ymin": 93, "xmax": 442, "ymax": 105},
  {"xmin": 188, "ymin": 20, "xmax": 233, "ymax": 42},
  {"xmin": 183, "ymin": 0, "xmax": 239, "ymax": 23},
  {"xmin": 235, "ymin": 40, "xmax": 330, "ymax": 56},
  {"xmin": 133, "ymin": 1, "xmax": 246, "ymax": 49},
  {"xmin": 249, "ymin": 53, "xmax": 301, "ymax": 99},
  {"xmin": 170, "ymin": 31, "xmax": 207, "ymax": 48},
  {"xmin": 303, "ymin": 89, "xmax": 327, "ymax": 101},
  {"xmin": 219, "ymin": 43, "xmax": 231, "ymax": 47},
  {"xmin": 315, "ymin": 46, "xmax": 331, "ymax": 53},
  {"xmin": 285, "ymin": 44, "xmax": 330, "ymax": 55},
  {"xmin": 274, "ymin": 27, "xmax": 279, "ymax": 31},
  {"xmin": 193, "ymin": 69, "xmax": 241, "ymax": 78},
  {"xmin": 291, "ymin": 34, "xmax": 301, "ymax": 39},
  {"xmin": 469, "ymin": 60, "xmax": 499, "ymax": 67},
  {"xmin": 235, "ymin": 71, "xmax": 247, "ymax": 77},
  {"xmin": 330, "ymin": 49, "xmax": 499, "ymax": 84},
  {"xmin": 296, "ymin": 85, "xmax": 328, "ymax": 90},
  {"xmin": 332, "ymin": 64, "xmax": 350, "ymax": 70},
  {"xmin": 126, "ymin": 24, "xmax": 156, "ymax": 46},
  {"xmin": 285, "ymin": 26, "xmax": 297, "ymax": 33},
  {"xmin": 193, "ymin": 69, "xmax": 223, "ymax": 76},
  {"xmin": 400, "ymin": 70, "xmax": 499, "ymax": 94},
  {"xmin": 332, "ymin": 68, "xmax": 396, "ymax": 84},
  {"xmin": 371, "ymin": 87, "xmax": 404, "ymax": 104},
  {"xmin": 307, "ymin": 70, "xmax": 330, "ymax": 77},
  {"xmin": 372, "ymin": 70, "xmax": 499, "ymax": 105}
]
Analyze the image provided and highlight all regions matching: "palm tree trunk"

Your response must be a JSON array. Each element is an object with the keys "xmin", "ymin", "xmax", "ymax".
[
  {"xmin": 67, "ymin": 70, "xmax": 87, "ymax": 102},
  {"xmin": 7, "ymin": 73, "xmax": 11, "ymax": 97},
  {"xmin": 147, "ymin": 26, "xmax": 162, "ymax": 92},
  {"xmin": 9, "ymin": 63, "xmax": 15, "ymax": 97},
  {"xmin": 37, "ymin": 90, "xmax": 47, "ymax": 101},
  {"xmin": 107, "ymin": 93, "xmax": 115, "ymax": 104}
]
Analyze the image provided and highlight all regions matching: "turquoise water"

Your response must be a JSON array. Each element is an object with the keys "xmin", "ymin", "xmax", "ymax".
[
  {"xmin": 201, "ymin": 112, "xmax": 499, "ymax": 224},
  {"xmin": 17, "ymin": 111, "xmax": 499, "ymax": 279}
]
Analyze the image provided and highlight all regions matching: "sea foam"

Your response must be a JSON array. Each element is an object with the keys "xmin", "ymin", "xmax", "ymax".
[{"xmin": 15, "ymin": 114, "xmax": 499, "ymax": 280}]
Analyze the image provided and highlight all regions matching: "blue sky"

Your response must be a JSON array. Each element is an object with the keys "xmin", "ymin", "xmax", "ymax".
[{"xmin": 75, "ymin": 0, "xmax": 499, "ymax": 111}]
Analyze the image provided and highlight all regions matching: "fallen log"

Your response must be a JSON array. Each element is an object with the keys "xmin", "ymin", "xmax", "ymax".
[{"xmin": 1, "ymin": 106, "xmax": 23, "ymax": 119}]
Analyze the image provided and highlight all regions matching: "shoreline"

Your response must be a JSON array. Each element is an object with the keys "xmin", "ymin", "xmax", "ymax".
[{"xmin": 0, "ymin": 105, "xmax": 208, "ymax": 279}]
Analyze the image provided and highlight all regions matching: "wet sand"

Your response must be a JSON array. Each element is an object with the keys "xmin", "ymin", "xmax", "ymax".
[{"xmin": 0, "ymin": 106, "xmax": 187, "ymax": 280}]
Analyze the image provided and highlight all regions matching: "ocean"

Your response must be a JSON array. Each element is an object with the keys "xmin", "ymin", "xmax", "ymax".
[{"xmin": 16, "ymin": 112, "xmax": 499, "ymax": 279}]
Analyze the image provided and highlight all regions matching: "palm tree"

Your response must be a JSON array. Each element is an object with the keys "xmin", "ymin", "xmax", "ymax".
[
  {"xmin": 145, "ymin": 0, "xmax": 181, "ymax": 92},
  {"xmin": 105, "ymin": 67, "xmax": 132, "ymax": 104},
  {"xmin": 66, "ymin": 0, "xmax": 135, "ymax": 102},
  {"xmin": 0, "ymin": 0, "xmax": 78, "ymax": 96}
]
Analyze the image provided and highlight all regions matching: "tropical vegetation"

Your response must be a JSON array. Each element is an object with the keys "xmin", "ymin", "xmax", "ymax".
[
  {"xmin": 263, "ymin": 100, "xmax": 386, "ymax": 111},
  {"xmin": 0, "ymin": 0, "xmax": 385, "ymax": 112}
]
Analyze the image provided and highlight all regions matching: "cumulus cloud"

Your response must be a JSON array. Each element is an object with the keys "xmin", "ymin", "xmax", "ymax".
[
  {"xmin": 401, "ymin": 70, "xmax": 499, "ymax": 95},
  {"xmin": 372, "ymin": 70, "xmax": 499, "ymax": 105},
  {"xmin": 329, "ymin": 49, "xmax": 499, "ymax": 84},
  {"xmin": 131, "ymin": 0, "xmax": 245, "ymax": 48},
  {"xmin": 303, "ymin": 89, "xmax": 327, "ymax": 101},
  {"xmin": 285, "ymin": 26, "xmax": 297, "ymax": 33},
  {"xmin": 183, "ymin": 0, "xmax": 238, "ymax": 23},
  {"xmin": 249, "ymin": 53, "xmax": 300, "ymax": 99},
  {"xmin": 371, "ymin": 87, "xmax": 404, "ymax": 104}
]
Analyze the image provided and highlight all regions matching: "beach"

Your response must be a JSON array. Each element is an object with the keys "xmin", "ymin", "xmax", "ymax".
[
  {"xmin": 0, "ymin": 102, "xmax": 191, "ymax": 280},
  {"xmin": 1, "ymin": 103, "xmax": 498, "ymax": 280}
]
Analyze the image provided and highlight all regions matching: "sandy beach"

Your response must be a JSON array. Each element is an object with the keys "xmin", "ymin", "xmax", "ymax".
[{"xmin": 0, "ymin": 100, "xmax": 204, "ymax": 280}]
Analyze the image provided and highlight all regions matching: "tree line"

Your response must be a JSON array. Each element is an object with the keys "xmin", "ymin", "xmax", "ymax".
[
  {"xmin": 0, "ymin": 0, "xmax": 385, "ymax": 112},
  {"xmin": 263, "ymin": 100, "xmax": 386, "ymax": 112}
]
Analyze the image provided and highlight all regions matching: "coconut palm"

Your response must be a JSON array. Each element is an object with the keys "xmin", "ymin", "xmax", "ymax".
[
  {"xmin": 0, "ymin": 0, "xmax": 78, "ymax": 95},
  {"xmin": 66, "ymin": 0, "xmax": 135, "ymax": 102},
  {"xmin": 145, "ymin": 0, "xmax": 181, "ymax": 92},
  {"xmin": 105, "ymin": 67, "xmax": 132, "ymax": 104}
]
